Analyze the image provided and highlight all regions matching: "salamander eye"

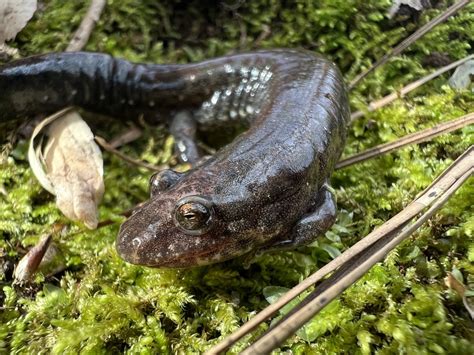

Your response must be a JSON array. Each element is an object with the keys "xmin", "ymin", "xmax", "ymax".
[{"xmin": 174, "ymin": 196, "xmax": 213, "ymax": 234}]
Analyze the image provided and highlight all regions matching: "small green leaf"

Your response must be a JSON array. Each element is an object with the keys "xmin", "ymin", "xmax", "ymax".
[{"xmin": 320, "ymin": 243, "xmax": 341, "ymax": 259}]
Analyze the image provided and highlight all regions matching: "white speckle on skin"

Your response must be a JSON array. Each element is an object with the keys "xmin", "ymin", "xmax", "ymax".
[
  {"xmin": 177, "ymin": 141, "xmax": 186, "ymax": 153},
  {"xmin": 250, "ymin": 67, "xmax": 260, "ymax": 78},
  {"xmin": 132, "ymin": 237, "xmax": 142, "ymax": 248},
  {"xmin": 224, "ymin": 64, "xmax": 233, "ymax": 74},
  {"xmin": 240, "ymin": 67, "xmax": 250, "ymax": 76},
  {"xmin": 210, "ymin": 91, "xmax": 221, "ymax": 105}
]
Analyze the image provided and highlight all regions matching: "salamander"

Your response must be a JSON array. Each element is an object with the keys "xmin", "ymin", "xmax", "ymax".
[{"xmin": 0, "ymin": 49, "xmax": 350, "ymax": 267}]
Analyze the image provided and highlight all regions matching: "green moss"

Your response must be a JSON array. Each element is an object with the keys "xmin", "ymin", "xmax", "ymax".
[{"xmin": 1, "ymin": 0, "xmax": 473, "ymax": 353}]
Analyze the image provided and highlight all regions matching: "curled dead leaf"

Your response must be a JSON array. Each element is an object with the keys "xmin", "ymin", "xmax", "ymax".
[
  {"xmin": 28, "ymin": 109, "xmax": 104, "ymax": 229},
  {"xmin": 14, "ymin": 234, "xmax": 52, "ymax": 282}
]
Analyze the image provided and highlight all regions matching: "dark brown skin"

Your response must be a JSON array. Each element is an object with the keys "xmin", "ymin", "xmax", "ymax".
[{"xmin": 0, "ymin": 49, "xmax": 350, "ymax": 267}]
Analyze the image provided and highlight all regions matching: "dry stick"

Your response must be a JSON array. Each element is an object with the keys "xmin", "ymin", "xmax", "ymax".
[
  {"xmin": 95, "ymin": 136, "xmax": 167, "ymax": 172},
  {"xmin": 350, "ymin": 54, "xmax": 474, "ymax": 121},
  {"xmin": 348, "ymin": 0, "xmax": 471, "ymax": 90},
  {"xmin": 66, "ymin": 0, "xmax": 107, "ymax": 52},
  {"xmin": 337, "ymin": 112, "xmax": 474, "ymax": 169},
  {"xmin": 242, "ymin": 147, "xmax": 473, "ymax": 354},
  {"xmin": 207, "ymin": 146, "xmax": 474, "ymax": 354}
]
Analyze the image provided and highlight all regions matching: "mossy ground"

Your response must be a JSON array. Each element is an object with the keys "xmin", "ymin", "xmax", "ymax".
[{"xmin": 1, "ymin": 0, "xmax": 473, "ymax": 354}]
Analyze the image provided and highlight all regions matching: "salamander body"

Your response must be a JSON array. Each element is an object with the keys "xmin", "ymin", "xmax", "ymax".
[{"xmin": 0, "ymin": 49, "xmax": 350, "ymax": 267}]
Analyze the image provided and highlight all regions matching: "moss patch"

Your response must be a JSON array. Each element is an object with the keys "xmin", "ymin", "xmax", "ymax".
[{"xmin": 1, "ymin": 0, "xmax": 473, "ymax": 353}]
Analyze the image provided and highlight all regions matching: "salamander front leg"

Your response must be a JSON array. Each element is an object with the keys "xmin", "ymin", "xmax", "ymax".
[
  {"xmin": 170, "ymin": 111, "xmax": 200, "ymax": 164},
  {"xmin": 263, "ymin": 183, "xmax": 337, "ymax": 252}
]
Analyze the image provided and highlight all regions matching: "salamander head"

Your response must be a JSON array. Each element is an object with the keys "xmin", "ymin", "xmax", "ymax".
[{"xmin": 115, "ymin": 169, "xmax": 253, "ymax": 268}]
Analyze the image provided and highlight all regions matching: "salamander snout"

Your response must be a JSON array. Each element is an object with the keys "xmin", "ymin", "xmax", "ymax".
[{"xmin": 115, "ymin": 199, "xmax": 175, "ymax": 267}]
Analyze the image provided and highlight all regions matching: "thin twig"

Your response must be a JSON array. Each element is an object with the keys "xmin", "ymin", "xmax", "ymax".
[
  {"xmin": 109, "ymin": 125, "xmax": 143, "ymax": 149},
  {"xmin": 348, "ymin": 0, "xmax": 471, "ymax": 89},
  {"xmin": 350, "ymin": 54, "xmax": 474, "ymax": 121},
  {"xmin": 253, "ymin": 24, "xmax": 271, "ymax": 48},
  {"xmin": 197, "ymin": 141, "xmax": 217, "ymax": 155},
  {"xmin": 207, "ymin": 146, "xmax": 474, "ymax": 354},
  {"xmin": 66, "ymin": 0, "xmax": 107, "ymax": 52},
  {"xmin": 95, "ymin": 136, "xmax": 167, "ymax": 172},
  {"xmin": 240, "ymin": 147, "xmax": 473, "ymax": 354},
  {"xmin": 337, "ymin": 112, "xmax": 474, "ymax": 169}
]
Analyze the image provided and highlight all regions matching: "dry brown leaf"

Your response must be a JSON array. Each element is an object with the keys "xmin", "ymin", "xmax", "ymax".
[
  {"xmin": 14, "ymin": 234, "xmax": 52, "ymax": 282},
  {"xmin": 28, "ymin": 110, "xmax": 104, "ymax": 229},
  {"xmin": 0, "ymin": 0, "xmax": 37, "ymax": 44}
]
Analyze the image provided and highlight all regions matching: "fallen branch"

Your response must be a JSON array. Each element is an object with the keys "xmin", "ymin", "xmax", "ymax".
[
  {"xmin": 337, "ymin": 112, "xmax": 474, "ymax": 169},
  {"xmin": 66, "ymin": 0, "xmax": 107, "ymax": 52},
  {"xmin": 350, "ymin": 54, "xmax": 474, "ymax": 121},
  {"xmin": 208, "ymin": 146, "xmax": 474, "ymax": 354},
  {"xmin": 348, "ymin": 0, "xmax": 471, "ymax": 89}
]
